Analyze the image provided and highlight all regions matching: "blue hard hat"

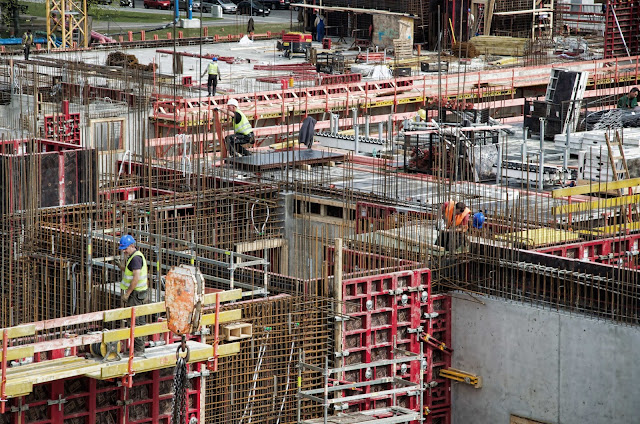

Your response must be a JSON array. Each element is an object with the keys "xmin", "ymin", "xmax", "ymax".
[
  {"xmin": 211, "ymin": 57, "xmax": 218, "ymax": 61},
  {"xmin": 472, "ymin": 211, "xmax": 485, "ymax": 229},
  {"xmin": 119, "ymin": 235, "xmax": 136, "ymax": 250}
]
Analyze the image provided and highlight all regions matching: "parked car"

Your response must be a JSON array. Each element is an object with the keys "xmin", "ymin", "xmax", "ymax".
[
  {"xmin": 236, "ymin": 0, "xmax": 269, "ymax": 15},
  {"xmin": 260, "ymin": 0, "xmax": 289, "ymax": 9},
  {"xmin": 175, "ymin": 0, "xmax": 211, "ymax": 12},
  {"xmin": 207, "ymin": 0, "xmax": 237, "ymax": 13},
  {"xmin": 144, "ymin": 0, "xmax": 171, "ymax": 9}
]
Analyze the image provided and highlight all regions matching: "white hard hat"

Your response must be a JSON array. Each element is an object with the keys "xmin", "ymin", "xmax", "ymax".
[{"xmin": 227, "ymin": 98, "xmax": 239, "ymax": 108}]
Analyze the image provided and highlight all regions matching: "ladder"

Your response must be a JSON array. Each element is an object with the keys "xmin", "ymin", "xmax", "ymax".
[
  {"xmin": 545, "ymin": 68, "xmax": 562, "ymax": 102},
  {"xmin": 476, "ymin": 4, "xmax": 485, "ymax": 36},
  {"xmin": 605, "ymin": 130, "xmax": 635, "ymax": 222}
]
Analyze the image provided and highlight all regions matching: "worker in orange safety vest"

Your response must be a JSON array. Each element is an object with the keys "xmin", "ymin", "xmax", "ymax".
[{"xmin": 437, "ymin": 201, "xmax": 471, "ymax": 251}]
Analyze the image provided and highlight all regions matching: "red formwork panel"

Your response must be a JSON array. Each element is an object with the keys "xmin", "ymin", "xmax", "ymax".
[
  {"xmin": 421, "ymin": 294, "xmax": 452, "ymax": 413},
  {"xmin": 341, "ymin": 269, "xmax": 431, "ymax": 415},
  {"xmin": 424, "ymin": 406, "xmax": 452, "ymax": 424},
  {"xmin": 535, "ymin": 233, "xmax": 640, "ymax": 269},
  {"xmin": 2, "ymin": 365, "xmax": 202, "ymax": 424}
]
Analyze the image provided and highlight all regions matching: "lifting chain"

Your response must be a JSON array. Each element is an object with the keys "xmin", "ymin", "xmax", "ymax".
[{"xmin": 171, "ymin": 335, "xmax": 190, "ymax": 424}]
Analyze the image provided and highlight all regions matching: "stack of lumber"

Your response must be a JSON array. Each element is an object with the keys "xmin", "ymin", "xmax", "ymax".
[
  {"xmin": 468, "ymin": 35, "xmax": 529, "ymax": 57},
  {"xmin": 106, "ymin": 51, "xmax": 156, "ymax": 71},
  {"xmin": 393, "ymin": 39, "xmax": 413, "ymax": 59},
  {"xmin": 451, "ymin": 42, "xmax": 479, "ymax": 58}
]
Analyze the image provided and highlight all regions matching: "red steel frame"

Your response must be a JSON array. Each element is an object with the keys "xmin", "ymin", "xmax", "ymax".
[
  {"xmin": 3, "ymin": 364, "xmax": 202, "ymax": 424},
  {"xmin": 340, "ymin": 268, "xmax": 451, "ymax": 423},
  {"xmin": 43, "ymin": 100, "xmax": 81, "ymax": 145},
  {"xmin": 535, "ymin": 233, "xmax": 640, "ymax": 269}
]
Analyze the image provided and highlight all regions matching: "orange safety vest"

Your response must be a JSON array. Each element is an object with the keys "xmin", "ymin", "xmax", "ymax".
[{"xmin": 445, "ymin": 202, "xmax": 471, "ymax": 231}]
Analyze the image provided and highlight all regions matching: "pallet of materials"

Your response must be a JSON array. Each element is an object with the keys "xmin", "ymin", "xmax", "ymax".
[
  {"xmin": 467, "ymin": 35, "xmax": 530, "ymax": 57},
  {"xmin": 554, "ymin": 128, "xmax": 640, "ymax": 154}
]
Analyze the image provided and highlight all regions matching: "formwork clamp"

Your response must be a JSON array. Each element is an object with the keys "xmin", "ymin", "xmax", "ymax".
[
  {"xmin": 334, "ymin": 350, "xmax": 350, "ymax": 358},
  {"xmin": 407, "ymin": 326, "xmax": 423, "ymax": 334}
]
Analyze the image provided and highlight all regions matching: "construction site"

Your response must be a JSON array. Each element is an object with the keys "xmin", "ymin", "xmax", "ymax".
[{"xmin": 0, "ymin": 0, "xmax": 639, "ymax": 423}]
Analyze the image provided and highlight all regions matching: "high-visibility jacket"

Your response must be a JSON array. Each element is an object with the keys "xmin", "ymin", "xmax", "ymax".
[
  {"xmin": 23, "ymin": 33, "xmax": 33, "ymax": 46},
  {"xmin": 207, "ymin": 62, "xmax": 219, "ymax": 76},
  {"xmin": 120, "ymin": 250, "xmax": 148, "ymax": 292},
  {"xmin": 234, "ymin": 109, "xmax": 252, "ymax": 135},
  {"xmin": 445, "ymin": 202, "xmax": 471, "ymax": 231}
]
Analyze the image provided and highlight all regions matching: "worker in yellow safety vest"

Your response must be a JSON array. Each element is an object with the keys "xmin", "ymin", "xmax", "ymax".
[
  {"xmin": 22, "ymin": 29, "xmax": 33, "ymax": 60},
  {"xmin": 201, "ymin": 57, "xmax": 221, "ymax": 96},
  {"xmin": 117, "ymin": 235, "xmax": 148, "ymax": 357},
  {"xmin": 437, "ymin": 201, "xmax": 472, "ymax": 251},
  {"xmin": 216, "ymin": 98, "xmax": 254, "ymax": 157}
]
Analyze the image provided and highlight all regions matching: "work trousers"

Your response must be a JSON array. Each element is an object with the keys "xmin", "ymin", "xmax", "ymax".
[
  {"xmin": 225, "ymin": 133, "xmax": 254, "ymax": 156},
  {"xmin": 24, "ymin": 45, "xmax": 31, "ymax": 60},
  {"xmin": 207, "ymin": 75, "xmax": 218, "ymax": 96},
  {"xmin": 126, "ymin": 290, "xmax": 148, "ymax": 354}
]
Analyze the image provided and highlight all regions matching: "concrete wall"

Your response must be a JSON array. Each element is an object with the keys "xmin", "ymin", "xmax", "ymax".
[{"xmin": 451, "ymin": 295, "xmax": 640, "ymax": 424}]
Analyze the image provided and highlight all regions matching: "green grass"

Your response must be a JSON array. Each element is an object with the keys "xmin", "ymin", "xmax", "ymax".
[
  {"xmin": 22, "ymin": 1, "xmax": 224, "ymax": 24},
  {"xmin": 124, "ymin": 22, "xmax": 290, "ymax": 40}
]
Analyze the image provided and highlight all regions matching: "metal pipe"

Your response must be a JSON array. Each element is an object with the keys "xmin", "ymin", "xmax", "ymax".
[
  {"xmin": 352, "ymin": 108, "xmax": 359, "ymax": 154},
  {"xmin": 539, "ymin": 118, "xmax": 545, "ymax": 191},
  {"xmin": 364, "ymin": 114, "xmax": 370, "ymax": 138}
]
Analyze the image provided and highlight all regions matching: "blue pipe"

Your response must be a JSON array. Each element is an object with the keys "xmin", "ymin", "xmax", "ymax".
[{"xmin": 0, "ymin": 37, "xmax": 47, "ymax": 45}]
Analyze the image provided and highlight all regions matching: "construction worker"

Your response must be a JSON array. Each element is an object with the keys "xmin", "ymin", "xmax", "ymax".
[
  {"xmin": 201, "ymin": 57, "xmax": 221, "ymax": 97},
  {"xmin": 118, "ymin": 235, "xmax": 148, "ymax": 357},
  {"xmin": 216, "ymin": 98, "xmax": 254, "ymax": 157},
  {"xmin": 437, "ymin": 201, "xmax": 471, "ymax": 250},
  {"xmin": 22, "ymin": 29, "xmax": 33, "ymax": 60},
  {"xmin": 617, "ymin": 87, "xmax": 639, "ymax": 109}
]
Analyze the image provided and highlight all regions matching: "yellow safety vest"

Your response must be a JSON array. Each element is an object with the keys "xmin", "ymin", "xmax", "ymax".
[
  {"xmin": 207, "ymin": 62, "xmax": 219, "ymax": 75},
  {"xmin": 121, "ymin": 250, "xmax": 148, "ymax": 292},
  {"xmin": 234, "ymin": 109, "xmax": 252, "ymax": 135}
]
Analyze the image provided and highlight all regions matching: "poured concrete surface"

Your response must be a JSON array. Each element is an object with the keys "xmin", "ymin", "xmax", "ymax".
[{"xmin": 451, "ymin": 295, "xmax": 640, "ymax": 424}]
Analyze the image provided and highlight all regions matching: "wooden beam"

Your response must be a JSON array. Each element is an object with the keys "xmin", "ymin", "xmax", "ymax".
[
  {"xmin": 0, "ymin": 324, "xmax": 36, "ymax": 339},
  {"xmin": 104, "ymin": 288, "xmax": 242, "ymax": 322},
  {"xmin": 552, "ymin": 194, "xmax": 640, "ymax": 215},
  {"xmin": 0, "ymin": 346, "xmax": 34, "ymax": 362},
  {"xmin": 103, "ymin": 309, "xmax": 241, "ymax": 342},
  {"xmin": 552, "ymin": 178, "xmax": 640, "ymax": 198}
]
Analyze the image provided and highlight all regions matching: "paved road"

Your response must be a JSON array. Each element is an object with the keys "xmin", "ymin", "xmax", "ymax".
[{"xmin": 92, "ymin": 7, "xmax": 297, "ymax": 32}]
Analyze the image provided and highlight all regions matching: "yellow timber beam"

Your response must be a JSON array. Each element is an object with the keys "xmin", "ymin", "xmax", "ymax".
[
  {"xmin": 103, "ymin": 309, "xmax": 241, "ymax": 343},
  {"xmin": 104, "ymin": 289, "xmax": 241, "ymax": 322},
  {"xmin": 439, "ymin": 368, "xmax": 482, "ymax": 388},
  {"xmin": 552, "ymin": 194, "xmax": 640, "ymax": 215},
  {"xmin": 0, "ymin": 324, "xmax": 36, "ymax": 339},
  {"xmin": 552, "ymin": 178, "xmax": 640, "ymax": 198}
]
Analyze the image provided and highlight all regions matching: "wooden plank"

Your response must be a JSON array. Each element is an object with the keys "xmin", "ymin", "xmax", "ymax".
[
  {"xmin": 552, "ymin": 194, "xmax": 640, "ymax": 215},
  {"xmin": 99, "ymin": 342, "xmax": 213, "ymax": 379},
  {"xmin": 5, "ymin": 381, "xmax": 33, "ymax": 398},
  {"xmin": 103, "ymin": 309, "xmax": 241, "ymax": 342},
  {"xmin": 5, "ymin": 357, "xmax": 80, "ymax": 376},
  {"xmin": 552, "ymin": 178, "xmax": 640, "ymax": 198},
  {"xmin": 5, "ymin": 359, "xmax": 103, "ymax": 389},
  {"xmin": 103, "ymin": 302, "xmax": 167, "ymax": 322},
  {"xmin": 103, "ymin": 321, "xmax": 169, "ymax": 343},
  {"xmin": 203, "ymin": 288, "xmax": 242, "ymax": 305},
  {"xmin": 0, "ymin": 324, "xmax": 36, "ymax": 339},
  {"xmin": 200, "ymin": 309, "xmax": 242, "ymax": 326},
  {"xmin": 0, "ymin": 346, "xmax": 34, "ymax": 362},
  {"xmin": 104, "ymin": 289, "xmax": 242, "ymax": 322}
]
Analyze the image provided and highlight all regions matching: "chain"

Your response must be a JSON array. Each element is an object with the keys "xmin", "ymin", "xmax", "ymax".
[{"xmin": 172, "ymin": 335, "xmax": 190, "ymax": 424}]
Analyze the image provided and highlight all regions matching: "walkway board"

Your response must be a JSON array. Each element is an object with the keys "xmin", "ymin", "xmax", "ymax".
[{"xmin": 229, "ymin": 149, "xmax": 345, "ymax": 171}]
